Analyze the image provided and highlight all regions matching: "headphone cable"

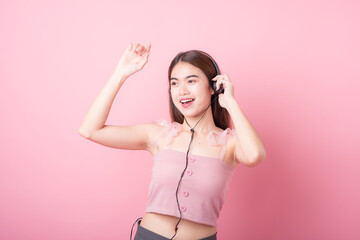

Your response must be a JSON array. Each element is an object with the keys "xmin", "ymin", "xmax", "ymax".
[{"xmin": 170, "ymin": 95, "xmax": 219, "ymax": 239}]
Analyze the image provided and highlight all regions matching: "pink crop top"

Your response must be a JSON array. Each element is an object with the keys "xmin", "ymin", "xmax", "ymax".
[{"xmin": 146, "ymin": 119, "xmax": 236, "ymax": 227}]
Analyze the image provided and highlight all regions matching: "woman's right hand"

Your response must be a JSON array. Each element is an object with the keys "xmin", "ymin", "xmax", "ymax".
[{"xmin": 116, "ymin": 42, "xmax": 151, "ymax": 78}]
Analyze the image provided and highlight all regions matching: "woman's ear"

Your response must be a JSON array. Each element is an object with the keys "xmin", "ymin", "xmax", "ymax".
[{"xmin": 210, "ymin": 85, "xmax": 215, "ymax": 95}]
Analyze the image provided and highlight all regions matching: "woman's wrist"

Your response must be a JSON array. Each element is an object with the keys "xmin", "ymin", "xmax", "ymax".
[
  {"xmin": 110, "ymin": 68, "xmax": 129, "ymax": 85},
  {"xmin": 223, "ymin": 96, "xmax": 238, "ymax": 112}
]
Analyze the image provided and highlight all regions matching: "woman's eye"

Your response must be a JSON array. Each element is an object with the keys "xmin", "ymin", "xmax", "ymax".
[
  {"xmin": 188, "ymin": 80, "xmax": 195, "ymax": 83},
  {"xmin": 171, "ymin": 82, "xmax": 177, "ymax": 86}
]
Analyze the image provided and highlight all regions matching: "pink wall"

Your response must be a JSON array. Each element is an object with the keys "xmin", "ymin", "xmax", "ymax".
[{"xmin": 1, "ymin": 0, "xmax": 359, "ymax": 239}]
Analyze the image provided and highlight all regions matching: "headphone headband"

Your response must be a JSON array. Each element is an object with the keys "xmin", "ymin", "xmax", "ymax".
[
  {"xmin": 203, "ymin": 53, "xmax": 223, "ymax": 94},
  {"xmin": 205, "ymin": 54, "xmax": 220, "ymax": 76}
]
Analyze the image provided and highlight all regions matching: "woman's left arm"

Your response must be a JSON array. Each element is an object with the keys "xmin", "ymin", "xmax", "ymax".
[{"xmin": 213, "ymin": 74, "xmax": 267, "ymax": 167}]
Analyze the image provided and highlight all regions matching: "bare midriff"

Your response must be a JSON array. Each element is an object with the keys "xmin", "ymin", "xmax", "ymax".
[{"xmin": 140, "ymin": 212, "xmax": 217, "ymax": 240}]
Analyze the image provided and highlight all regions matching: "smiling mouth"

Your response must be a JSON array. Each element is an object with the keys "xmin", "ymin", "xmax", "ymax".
[{"xmin": 180, "ymin": 99, "xmax": 194, "ymax": 104}]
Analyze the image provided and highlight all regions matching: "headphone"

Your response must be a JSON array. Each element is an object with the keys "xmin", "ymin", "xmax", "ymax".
[{"xmin": 208, "ymin": 55, "xmax": 224, "ymax": 95}]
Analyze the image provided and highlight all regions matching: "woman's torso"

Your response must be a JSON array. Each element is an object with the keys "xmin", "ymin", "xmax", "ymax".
[{"xmin": 139, "ymin": 121, "xmax": 237, "ymax": 239}]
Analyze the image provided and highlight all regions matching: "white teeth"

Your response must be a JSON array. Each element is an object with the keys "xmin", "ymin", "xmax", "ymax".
[{"xmin": 181, "ymin": 99, "xmax": 193, "ymax": 103}]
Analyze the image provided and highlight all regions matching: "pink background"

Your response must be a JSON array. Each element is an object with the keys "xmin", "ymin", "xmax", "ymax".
[{"xmin": 1, "ymin": 0, "xmax": 359, "ymax": 239}]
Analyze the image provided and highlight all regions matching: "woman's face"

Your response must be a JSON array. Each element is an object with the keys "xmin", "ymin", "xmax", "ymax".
[{"xmin": 170, "ymin": 61, "xmax": 214, "ymax": 118}]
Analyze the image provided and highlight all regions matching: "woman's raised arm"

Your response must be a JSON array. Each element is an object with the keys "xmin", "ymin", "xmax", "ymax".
[{"xmin": 78, "ymin": 43, "xmax": 160, "ymax": 151}]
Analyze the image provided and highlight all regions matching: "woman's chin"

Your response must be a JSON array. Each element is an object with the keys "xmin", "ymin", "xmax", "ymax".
[
  {"xmin": 181, "ymin": 111, "xmax": 205, "ymax": 120},
  {"xmin": 175, "ymin": 104, "xmax": 209, "ymax": 119}
]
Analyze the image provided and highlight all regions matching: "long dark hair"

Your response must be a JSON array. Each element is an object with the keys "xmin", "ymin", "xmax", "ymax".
[{"xmin": 168, "ymin": 50, "xmax": 231, "ymax": 130}]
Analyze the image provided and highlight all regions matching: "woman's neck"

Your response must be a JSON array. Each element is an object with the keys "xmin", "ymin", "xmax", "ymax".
[{"xmin": 181, "ymin": 108, "xmax": 217, "ymax": 135}]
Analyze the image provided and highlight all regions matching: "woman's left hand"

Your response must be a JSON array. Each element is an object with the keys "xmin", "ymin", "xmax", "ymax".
[{"xmin": 212, "ymin": 74, "xmax": 235, "ymax": 109}]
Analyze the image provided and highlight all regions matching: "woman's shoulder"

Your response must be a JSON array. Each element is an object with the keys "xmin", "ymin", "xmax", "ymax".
[
  {"xmin": 207, "ymin": 126, "xmax": 237, "ymax": 146},
  {"xmin": 146, "ymin": 119, "xmax": 183, "ymax": 151},
  {"xmin": 207, "ymin": 126, "xmax": 238, "ymax": 166},
  {"xmin": 153, "ymin": 119, "xmax": 182, "ymax": 128},
  {"xmin": 150, "ymin": 119, "xmax": 182, "ymax": 135},
  {"xmin": 139, "ymin": 119, "xmax": 178, "ymax": 130}
]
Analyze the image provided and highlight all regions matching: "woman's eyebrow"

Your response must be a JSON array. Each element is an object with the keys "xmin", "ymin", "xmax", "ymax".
[{"xmin": 170, "ymin": 75, "xmax": 199, "ymax": 81}]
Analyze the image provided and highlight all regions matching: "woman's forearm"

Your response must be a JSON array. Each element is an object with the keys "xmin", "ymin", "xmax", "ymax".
[
  {"xmin": 78, "ymin": 69, "xmax": 128, "ymax": 138},
  {"xmin": 227, "ymin": 98, "xmax": 267, "ymax": 164}
]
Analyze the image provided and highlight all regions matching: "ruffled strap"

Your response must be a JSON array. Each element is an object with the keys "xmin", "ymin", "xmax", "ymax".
[
  {"xmin": 151, "ymin": 119, "xmax": 237, "ymax": 160},
  {"xmin": 207, "ymin": 128, "xmax": 237, "ymax": 160},
  {"xmin": 150, "ymin": 119, "xmax": 182, "ymax": 150}
]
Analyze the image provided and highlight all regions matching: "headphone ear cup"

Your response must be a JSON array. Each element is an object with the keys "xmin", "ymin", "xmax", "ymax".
[
  {"xmin": 213, "ymin": 81, "xmax": 224, "ymax": 94},
  {"xmin": 212, "ymin": 81, "xmax": 218, "ymax": 93}
]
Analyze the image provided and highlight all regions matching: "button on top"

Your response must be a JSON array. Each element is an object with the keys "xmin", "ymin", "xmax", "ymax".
[
  {"xmin": 189, "ymin": 156, "xmax": 196, "ymax": 162},
  {"xmin": 183, "ymin": 191, "xmax": 189, "ymax": 197},
  {"xmin": 186, "ymin": 170, "xmax": 193, "ymax": 176}
]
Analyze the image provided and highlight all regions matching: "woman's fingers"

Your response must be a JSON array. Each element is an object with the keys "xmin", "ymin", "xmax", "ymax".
[
  {"xmin": 126, "ymin": 43, "xmax": 133, "ymax": 52},
  {"xmin": 132, "ymin": 43, "xmax": 140, "ymax": 53},
  {"xmin": 136, "ymin": 45, "xmax": 144, "ymax": 53},
  {"xmin": 127, "ymin": 42, "xmax": 151, "ymax": 59},
  {"xmin": 212, "ymin": 74, "xmax": 229, "ymax": 80},
  {"xmin": 127, "ymin": 42, "xmax": 151, "ymax": 56},
  {"xmin": 144, "ymin": 42, "xmax": 151, "ymax": 54},
  {"xmin": 135, "ymin": 43, "xmax": 150, "ymax": 56},
  {"xmin": 143, "ymin": 42, "xmax": 151, "ymax": 58},
  {"xmin": 212, "ymin": 74, "xmax": 230, "ymax": 91}
]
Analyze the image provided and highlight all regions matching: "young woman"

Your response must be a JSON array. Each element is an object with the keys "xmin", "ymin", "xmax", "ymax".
[{"xmin": 79, "ymin": 42, "xmax": 266, "ymax": 240}]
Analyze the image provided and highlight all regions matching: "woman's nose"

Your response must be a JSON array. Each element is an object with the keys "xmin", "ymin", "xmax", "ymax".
[{"xmin": 179, "ymin": 83, "xmax": 189, "ymax": 95}]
